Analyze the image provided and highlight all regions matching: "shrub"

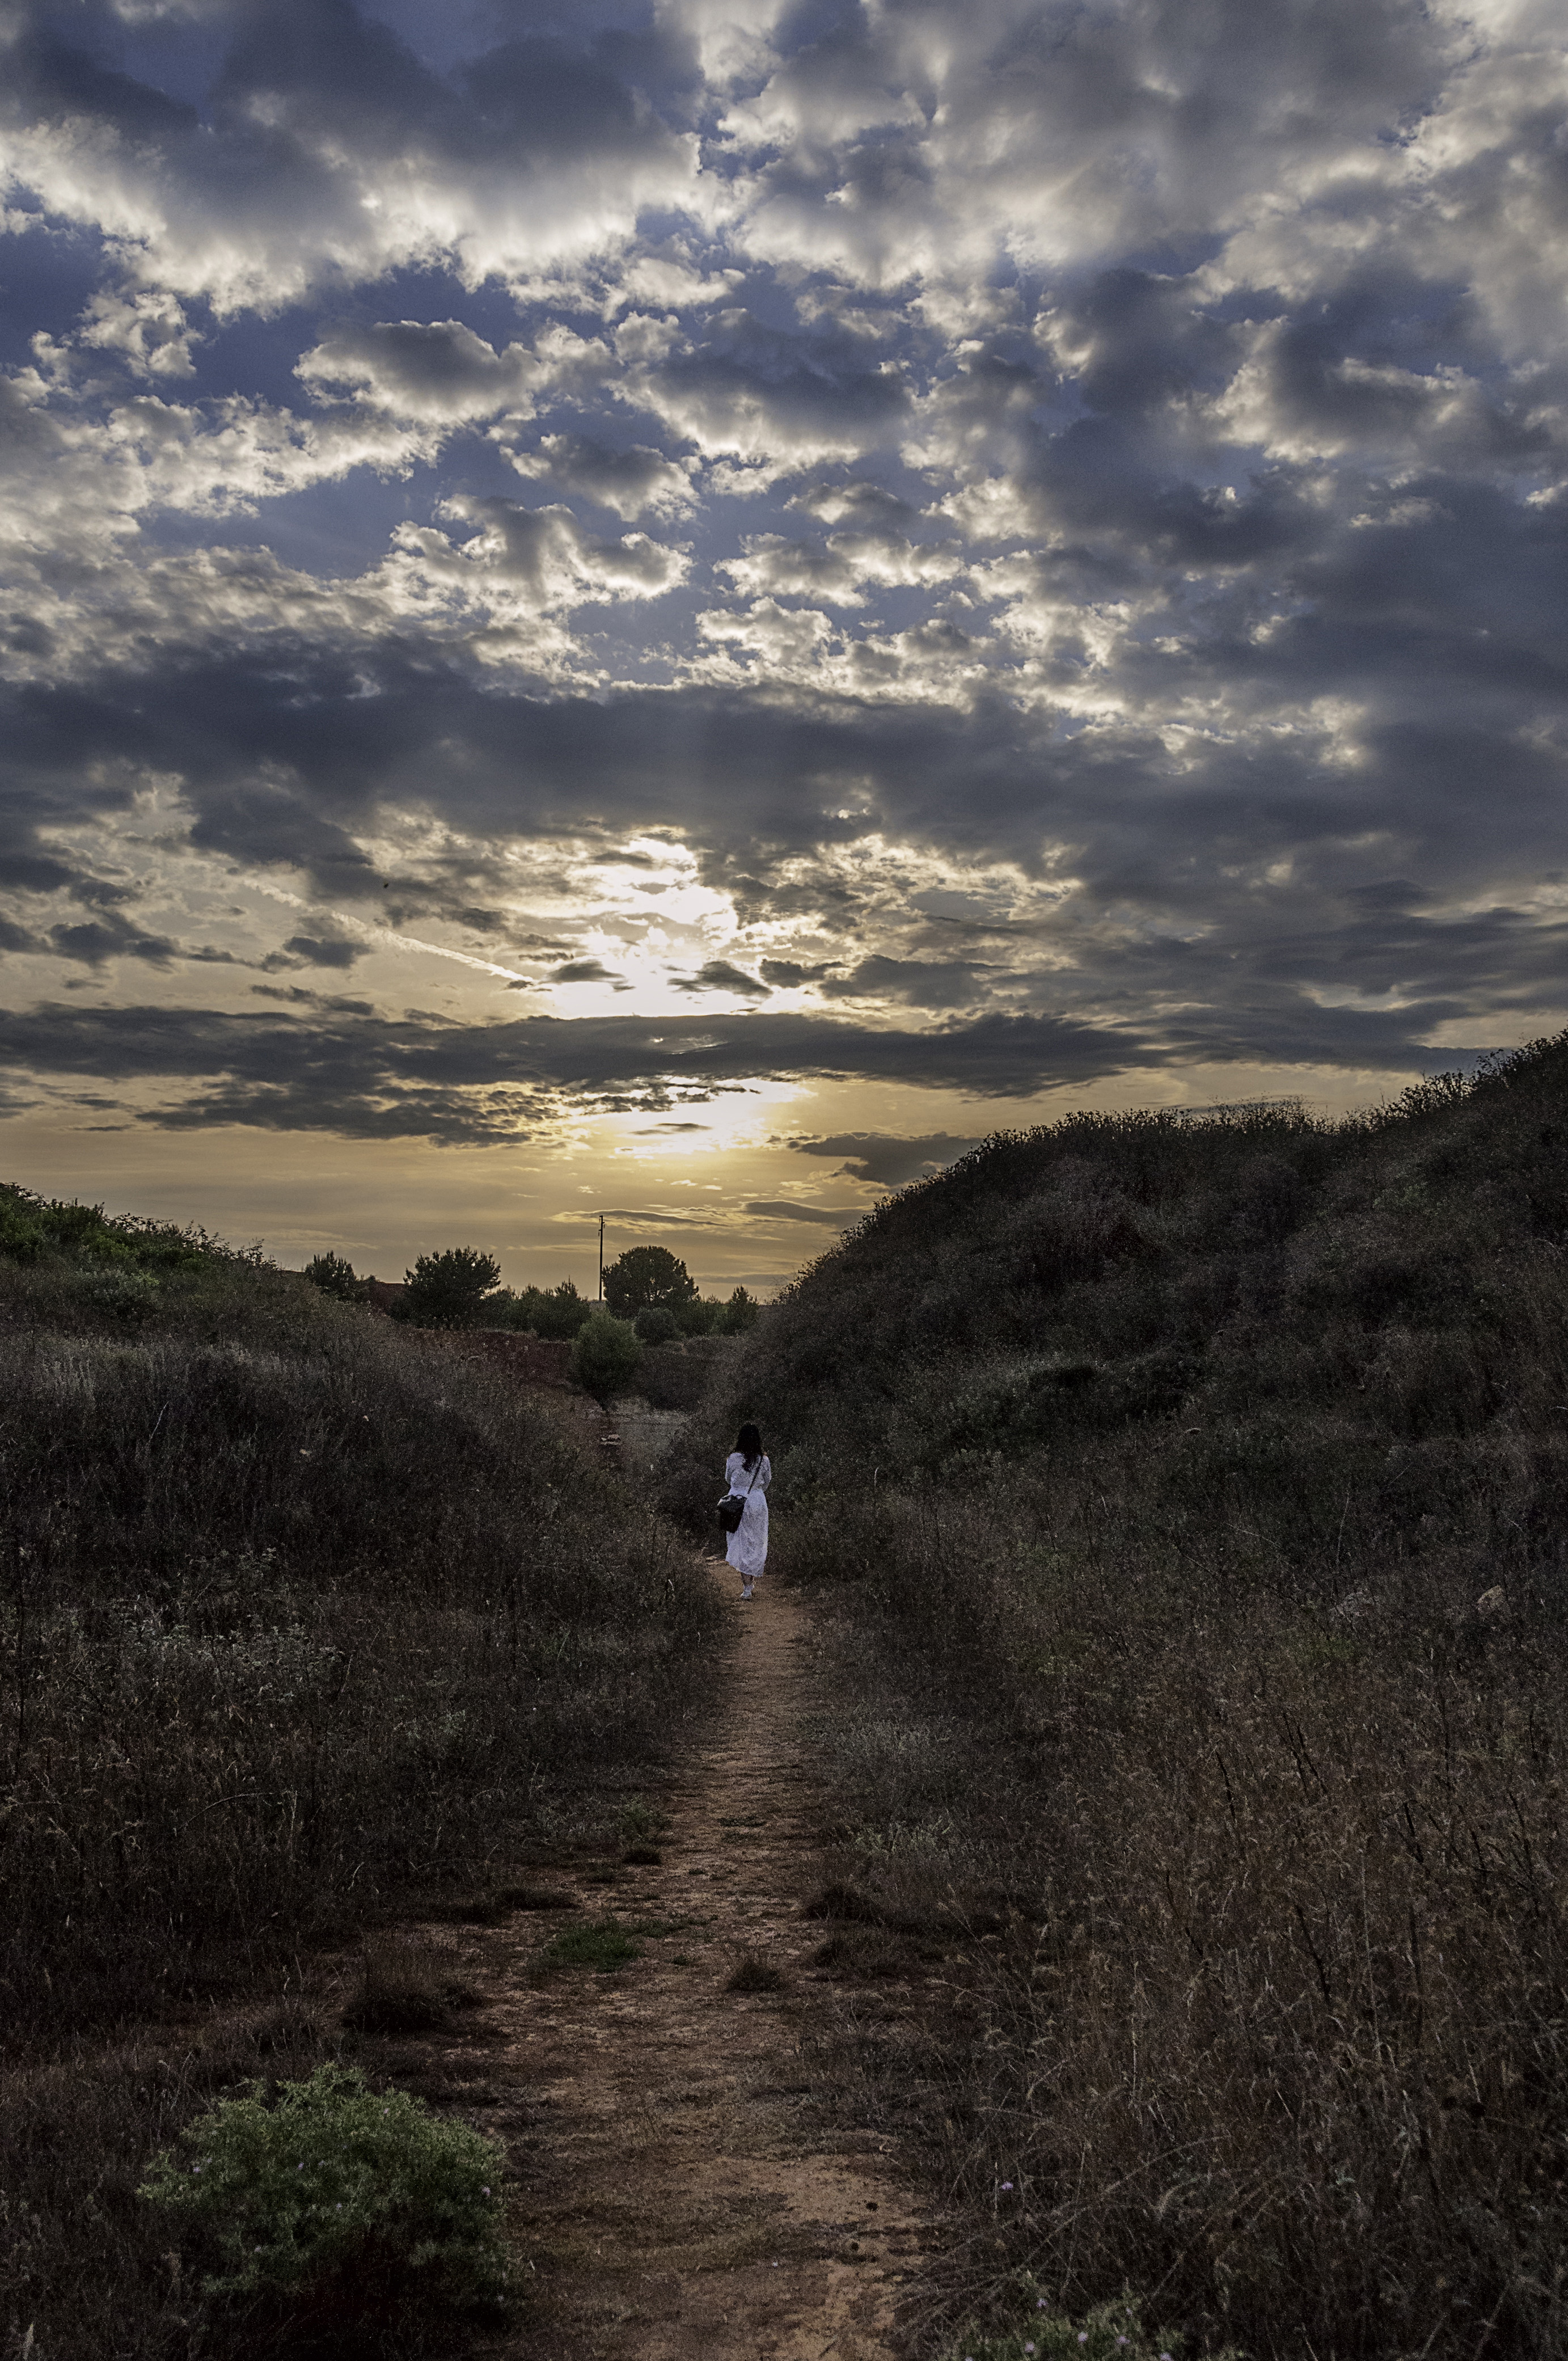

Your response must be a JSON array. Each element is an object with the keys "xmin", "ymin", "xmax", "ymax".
[
  {"xmin": 139, "ymin": 2063, "xmax": 509, "ymax": 2309},
  {"xmin": 720, "ymin": 1285, "xmax": 761, "ymax": 1332},
  {"xmin": 401, "ymin": 1245, "xmax": 501, "ymax": 1329},
  {"xmin": 634, "ymin": 1304, "xmax": 679, "ymax": 1344},
  {"xmin": 305, "ymin": 1251, "xmax": 361, "ymax": 1301},
  {"xmin": 570, "ymin": 1311, "xmax": 643, "ymax": 1397},
  {"xmin": 943, "ymin": 2290, "xmax": 1203, "ymax": 2361},
  {"xmin": 495, "ymin": 1277, "xmax": 592, "ymax": 1338},
  {"xmin": 74, "ymin": 1266, "xmax": 160, "ymax": 1325}
]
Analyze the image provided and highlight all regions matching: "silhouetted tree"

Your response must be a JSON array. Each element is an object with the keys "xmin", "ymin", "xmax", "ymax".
[
  {"xmin": 403, "ymin": 1246, "xmax": 501, "ymax": 1329},
  {"xmin": 491, "ymin": 1278, "xmax": 591, "ymax": 1338},
  {"xmin": 602, "ymin": 1245, "xmax": 699, "ymax": 1317}
]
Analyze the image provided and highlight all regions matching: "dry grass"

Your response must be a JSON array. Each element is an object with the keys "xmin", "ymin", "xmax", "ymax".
[
  {"xmin": 725, "ymin": 1950, "xmax": 790, "ymax": 1993},
  {"xmin": 669, "ymin": 1035, "xmax": 1568, "ymax": 2359},
  {"xmin": 341, "ymin": 1937, "xmax": 481, "ymax": 2037}
]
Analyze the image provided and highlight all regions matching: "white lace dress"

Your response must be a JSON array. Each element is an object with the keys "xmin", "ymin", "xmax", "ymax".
[{"xmin": 723, "ymin": 1450, "xmax": 771, "ymax": 1580}]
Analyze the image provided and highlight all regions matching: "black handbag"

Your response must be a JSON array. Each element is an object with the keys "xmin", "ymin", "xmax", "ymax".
[{"xmin": 718, "ymin": 1455, "xmax": 762, "ymax": 1534}]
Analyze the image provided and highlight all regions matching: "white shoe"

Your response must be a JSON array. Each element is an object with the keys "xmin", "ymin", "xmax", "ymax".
[{"xmin": 741, "ymin": 1587, "xmax": 753, "ymax": 1600}]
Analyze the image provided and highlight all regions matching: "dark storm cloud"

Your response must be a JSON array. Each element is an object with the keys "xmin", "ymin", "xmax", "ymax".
[
  {"xmin": 672, "ymin": 962, "xmax": 772, "ymax": 999},
  {"xmin": 642, "ymin": 308, "xmax": 910, "ymax": 456},
  {"xmin": 48, "ymin": 914, "xmax": 179, "ymax": 967},
  {"xmin": 208, "ymin": 0, "xmax": 687, "ymax": 178},
  {"xmin": 263, "ymin": 934, "xmax": 369, "ymax": 970},
  {"xmin": 3, "ymin": 605, "xmax": 1564, "ymax": 1053},
  {"xmin": 0, "ymin": 991, "xmax": 1492, "ymax": 1147},
  {"xmin": 0, "ymin": 998, "xmax": 1154, "ymax": 1140},
  {"xmin": 552, "ymin": 958, "xmax": 623, "ymax": 983},
  {"xmin": 744, "ymin": 1201, "xmax": 861, "ymax": 1226},
  {"xmin": 788, "ymin": 1132, "xmax": 984, "ymax": 1186},
  {"xmin": 0, "ymin": 639, "xmax": 1442, "ymax": 889},
  {"xmin": 819, "ymin": 956, "xmax": 990, "ymax": 1010},
  {"xmin": 512, "ymin": 435, "xmax": 694, "ymax": 519}
]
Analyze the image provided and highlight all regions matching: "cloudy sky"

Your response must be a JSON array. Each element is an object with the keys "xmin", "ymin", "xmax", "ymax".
[{"xmin": 1, "ymin": 0, "xmax": 1565, "ymax": 1290}]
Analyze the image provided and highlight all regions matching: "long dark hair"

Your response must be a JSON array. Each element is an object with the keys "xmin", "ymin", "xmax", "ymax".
[{"xmin": 736, "ymin": 1421, "xmax": 763, "ymax": 1471}]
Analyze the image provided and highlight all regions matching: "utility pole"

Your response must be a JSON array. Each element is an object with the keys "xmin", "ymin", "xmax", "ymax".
[{"xmin": 598, "ymin": 1211, "xmax": 605, "ymax": 1302}]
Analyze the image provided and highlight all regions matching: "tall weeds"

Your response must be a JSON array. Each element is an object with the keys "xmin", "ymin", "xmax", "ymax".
[{"xmin": 669, "ymin": 1034, "xmax": 1568, "ymax": 2358}]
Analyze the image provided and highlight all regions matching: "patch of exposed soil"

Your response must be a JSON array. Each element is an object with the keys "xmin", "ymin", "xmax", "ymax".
[{"xmin": 382, "ymin": 1564, "xmax": 940, "ymax": 2359}]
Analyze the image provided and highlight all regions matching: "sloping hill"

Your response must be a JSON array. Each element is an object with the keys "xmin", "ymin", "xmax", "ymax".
[
  {"xmin": 670, "ymin": 1034, "xmax": 1568, "ymax": 2360},
  {"xmin": 0, "ymin": 1191, "xmax": 722, "ymax": 2035},
  {"xmin": 0, "ymin": 1188, "xmax": 729, "ymax": 2360}
]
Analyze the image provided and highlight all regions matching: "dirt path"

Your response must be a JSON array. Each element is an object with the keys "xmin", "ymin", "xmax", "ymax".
[{"xmin": 436, "ymin": 1564, "xmax": 937, "ymax": 2359}]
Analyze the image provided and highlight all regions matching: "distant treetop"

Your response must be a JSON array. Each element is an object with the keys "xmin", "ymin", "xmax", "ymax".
[
  {"xmin": 402, "ymin": 1245, "xmax": 501, "ymax": 1329},
  {"xmin": 602, "ymin": 1244, "xmax": 700, "ymax": 1318}
]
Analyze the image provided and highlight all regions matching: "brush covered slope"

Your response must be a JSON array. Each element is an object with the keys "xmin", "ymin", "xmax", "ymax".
[
  {"xmin": 667, "ymin": 1035, "xmax": 1568, "ymax": 2361},
  {"xmin": 0, "ymin": 1189, "xmax": 722, "ymax": 2037},
  {"xmin": 2, "ymin": 1193, "xmax": 724, "ymax": 2358}
]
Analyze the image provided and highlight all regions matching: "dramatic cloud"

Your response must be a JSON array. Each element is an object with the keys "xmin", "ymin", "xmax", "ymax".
[
  {"xmin": 788, "ymin": 1131, "xmax": 984, "ymax": 1186},
  {"xmin": 1, "ymin": 0, "xmax": 1565, "ymax": 1261},
  {"xmin": 745, "ymin": 1199, "xmax": 862, "ymax": 1226}
]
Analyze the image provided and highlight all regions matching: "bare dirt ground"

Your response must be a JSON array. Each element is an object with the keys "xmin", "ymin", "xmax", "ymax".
[{"xmin": 375, "ymin": 1562, "xmax": 941, "ymax": 2360}]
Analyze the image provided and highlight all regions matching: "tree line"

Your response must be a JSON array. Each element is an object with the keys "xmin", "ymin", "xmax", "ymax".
[{"xmin": 304, "ymin": 1242, "xmax": 761, "ymax": 1395}]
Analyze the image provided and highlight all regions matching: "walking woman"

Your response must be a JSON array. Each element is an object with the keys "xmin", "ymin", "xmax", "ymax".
[{"xmin": 724, "ymin": 1421, "xmax": 771, "ymax": 1601}]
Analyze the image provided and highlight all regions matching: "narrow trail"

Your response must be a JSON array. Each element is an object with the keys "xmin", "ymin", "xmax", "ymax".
[{"xmin": 448, "ymin": 1564, "xmax": 939, "ymax": 2360}]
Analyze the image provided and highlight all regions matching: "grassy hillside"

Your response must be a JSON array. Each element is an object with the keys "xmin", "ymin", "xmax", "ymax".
[
  {"xmin": 0, "ymin": 1189, "xmax": 722, "ymax": 2356},
  {"xmin": 667, "ymin": 1034, "xmax": 1568, "ymax": 2360}
]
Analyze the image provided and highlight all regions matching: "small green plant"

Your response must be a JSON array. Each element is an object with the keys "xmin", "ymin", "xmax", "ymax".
[
  {"xmin": 944, "ymin": 2289, "xmax": 1194, "ymax": 2361},
  {"xmin": 139, "ymin": 2063, "xmax": 509, "ymax": 2308},
  {"xmin": 635, "ymin": 1303, "xmax": 681, "ymax": 1343},
  {"xmin": 535, "ymin": 1918, "xmax": 644, "ymax": 1973},
  {"xmin": 618, "ymin": 1797, "xmax": 671, "ymax": 1839}
]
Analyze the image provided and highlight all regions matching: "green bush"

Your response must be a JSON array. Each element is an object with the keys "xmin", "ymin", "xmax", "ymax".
[
  {"xmin": 0, "ymin": 1182, "xmax": 213, "ymax": 1273},
  {"xmin": 305, "ymin": 1250, "xmax": 361, "ymax": 1301},
  {"xmin": 73, "ymin": 1266, "xmax": 160, "ymax": 1325},
  {"xmin": 140, "ymin": 2063, "xmax": 508, "ymax": 2309},
  {"xmin": 570, "ymin": 1311, "xmax": 643, "ymax": 1397},
  {"xmin": 943, "ymin": 2290, "xmax": 1200, "ymax": 2361},
  {"xmin": 493, "ymin": 1277, "xmax": 592, "ymax": 1337},
  {"xmin": 634, "ymin": 1304, "xmax": 679, "ymax": 1344}
]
